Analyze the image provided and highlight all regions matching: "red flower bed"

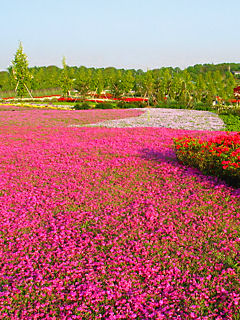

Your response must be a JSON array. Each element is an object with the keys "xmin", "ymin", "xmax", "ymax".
[
  {"xmin": 229, "ymin": 99, "xmax": 240, "ymax": 103},
  {"xmin": 85, "ymin": 99, "xmax": 108, "ymax": 103},
  {"xmin": 91, "ymin": 93, "xmax": 113, "ymax": 99},
  {"xmin": 58, "ymin": 97, "xmax": 82, "ymax": 102},
  {"xmin": 123, "ymin": 97, "xmax": 148, "ymax": 102},
  {"xmin": 112, "ymin": 97, "xmax": 148, "ymax": 102},
  {"xmin": 1, "ymin": 95, "xmax": 148, "ymax": 103},
  {"xmin": 33, "ymin": 95, "xmax": 61, "ymax": 99},
  {"xmin": 58, "ymin": 96, "xmax": 148, "ymax": 102},
  {"xmin": 174, "ymin": 133, "xmax": 240, "ymax": 186}
]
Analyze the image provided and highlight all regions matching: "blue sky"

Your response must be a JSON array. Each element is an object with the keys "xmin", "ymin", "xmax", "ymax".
[{"xmin": 0, "ymin": 0, "xmax": 239, "ymax": 71}]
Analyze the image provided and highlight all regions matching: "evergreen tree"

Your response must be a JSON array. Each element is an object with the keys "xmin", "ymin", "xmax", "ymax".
[{"xmin": 10, "ymin": 42, "xmax": 32, "ymax": 97}]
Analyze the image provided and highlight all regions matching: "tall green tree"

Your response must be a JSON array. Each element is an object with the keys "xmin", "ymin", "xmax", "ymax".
[
  {"xmin": 74, "ymin": 67, "xmax": 91, "ymax": 98},
  {"xmin": 91, "ymin": 69, "xmax": 104, "ymax": 95},
  {"xmin": 0, "ymin": 71, "xmax": 10, "ymax": 92},
  {"xmin": 9, "ymin": 42, "xmax": 32, "ymax": 97},
  {"xmin": 141, "ymin": 70, "xmax": 154, "ymax": 105},
  {"xmin": 204, "ymin": 72, "xmax": 217, "ymax": 104},
  {"xmin": 178, "ymin": 70, "xmax": 194, "ymax": 106},
  {"xmin": 194, "ymin": 74, "xmax": 206, "ymax": 102},
  {"xmin": 154, "ymin": 69, "xmax": 172, "ymax": 102},
  {"xmin": 59, "ymin": 57, "xmax": 74, "ymax": 97},
  {"xmin": 224, "ymin": 72, "xmax": 236, "ymax": 100},
  {"xmin": 120, "ymin": 70, "xmax": 135, "ymax": 95}
]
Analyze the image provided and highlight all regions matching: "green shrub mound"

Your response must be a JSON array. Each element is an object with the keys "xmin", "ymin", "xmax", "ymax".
[
  {"xmin": 174, "ymin": 133, "xmax": 240, "ymax": 187},
  {"xmin": 219, "ymin": 114, "xmax": 240, "ymax": 132},
  {"xmin": 74, "ymin": 102, "xmax": 92, "ymax": 110},
  {"xmin": 217, "ymin": 103, "xmax": 240, "ymax": 116},
  {"xmin": 156, "ymin": 100, "xmax": 214, "ymax": 111},
  {"xmin": 116, "ymin": 101, "xmax": 147, "ymax": 109},
  {"xmin": 116, "ymin": 102, "xmax": 134, "ymax": 109},
  {"xmin": 94, "ymin": 103, "xmax": 115, "ymax": 109}
]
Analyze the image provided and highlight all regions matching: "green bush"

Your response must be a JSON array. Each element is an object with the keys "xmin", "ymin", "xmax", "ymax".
[
  {"xmin": 115, "ymin": 101, "xmax": 148, "ymax": 109},
  {"xmin": 148, "ymin": 97, "xmax": 155, "ymax": 106},
  {"xmin": 116, "ymin": 102, "xmax": 137, "ymax": 108},
  {"xmin": 134, "ymin": 101, "xmax": 148, "ymax": 108},
  {"xmin": 116, "ymin": 102, "xmax": 130, "ymax": 109},
  {"xmin": 155, "ymin": 101, "xmax": 185, "ymax": 109},
  {"xmin": 219, "ymin": 114, "xmax": 240, "ymax": 132},
  {"xmin": 94, "ymin": 103, "xmax": 114, "ymax": 109},
  {"xmin": 217, "ymin": 104, "xmax": 240, "ymax": 116},
  {"xmin": 43, "ymin": 98, "xmax": 59, "ymax": 103},
  {"xmin": 213, "ymin": 103, "xmax": 240, "ymax": 132},
  {"xmin": 155, "ymin": 100, "xmax": 214, "ymax": 111},
  {"xmin": 193, "ymin": 102, "xmax": 214, "ymax": 111},
  {"xmin": 74, "ymin": 102, "xmax": 91, "ymax": 110}
]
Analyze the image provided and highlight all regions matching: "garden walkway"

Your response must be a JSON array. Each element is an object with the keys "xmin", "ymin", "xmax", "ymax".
[{"xmin": 86, "ymin": 108, "xmax": 225, "ymax": 131}]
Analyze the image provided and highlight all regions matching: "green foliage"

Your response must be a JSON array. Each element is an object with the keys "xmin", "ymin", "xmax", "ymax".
[
  {"xmin": 153, "ymin": 69, "xmax": 172, "ymax": 102},
  {"xmin": 74, "ymin": 67, "xmax": 91, "ymax": 98},
  {"xmin": 156, "ymin": 100, "xmax": 215, "ymax": 111},
  {"xmin": 116, "ymin": 102, "xmax": 137, "ymax": 108},
  {"xmin": 59, "ymin": 57, "xmax": 74, "ymax": 97},
  {"xmin": 193, "ymin": 102, "xmax": 214, "ymax": 111},
  {"xmin": 156, "ymin": 101, "xmax": 186, "ymax": 109},
  {"xmin": 9, "ymin": 42, "xmax": 32, "ymax": 97},
  {"xmin": 109, "ymin": 71, "xmax": 125, "ymax": 98},
  {"xmin": 73, "ymin": 102, "xmax": 92, "ymax": 110},
  {"xmin": 120, "ymin": 70, "xmax": 135, "ymax": 94},
  {"xmin": 1, "ymin": 61, "xmax": 240, "ymax": 105},
  {"xmin": 134, "ymin": 101, "xmax": 148, "ymax": 108},
  {"xmin": 174, "ymin": 134, "xmax": 240, "ymax": 187},
  {"xmin": 116, "ymin": 101, "xmax": 130, "ymax": 108},
  {"xmin": 94, "ymin": 103, "xmax": 115, "ymax": 109},
  {"xmin": 217, "ymin": 103, "xmax": 240, "ymax": 116},
  {"xmin": 0, "ymin": 71, "xmax": 10, "ymax": 92},
  {"xmin": 116, "ymin": 101, "xmax": 147, "ymax": 109},
  {"xmin": 214, "ymin": 103, "xmax": 240, "ymax": 131},
  {"xmin": 219, "ymin": 114, "xmax": 240, "ymax": 132}
]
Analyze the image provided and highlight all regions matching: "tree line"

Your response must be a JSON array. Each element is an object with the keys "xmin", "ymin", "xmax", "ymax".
[{"xmin": 0, "ymin": 43, "xmax": 239, "ymax": 106}]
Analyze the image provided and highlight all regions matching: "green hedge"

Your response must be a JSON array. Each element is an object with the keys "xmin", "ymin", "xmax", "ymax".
[
  {"xmin": 74, "ymin": 102, "xmax": 92, "ymax": 110},
  {"xmin": 156, "ymin": 101, "xmax": 214, "ymax": 111}
]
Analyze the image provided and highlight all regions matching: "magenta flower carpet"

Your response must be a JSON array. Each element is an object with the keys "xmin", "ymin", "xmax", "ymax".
[{"xmin": 0, "ymin": 109, "xmax": 240, "ymax": 319}]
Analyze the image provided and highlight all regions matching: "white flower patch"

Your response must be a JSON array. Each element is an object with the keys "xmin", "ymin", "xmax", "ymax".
[{"xmin": 85, "ymin": 108, "xmax": 225, "ymax": 131}]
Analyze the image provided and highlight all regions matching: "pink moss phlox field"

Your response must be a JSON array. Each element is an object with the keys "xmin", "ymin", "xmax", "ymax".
[
  {"xmin": 0, "ymin": 112, "xmax": 240, "ymax": 319},
  {"xmin": 0, "ymin": 108, "xmax": 144, "ymax": 127}
]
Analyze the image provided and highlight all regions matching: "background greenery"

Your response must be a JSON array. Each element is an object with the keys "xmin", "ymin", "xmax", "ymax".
[
  {"xmin": 2, "ymin": 53, "xmax": 240, "ymax": 132},
  {"xmin": 1, "ymin": 63, "xmax": 239, "ymax": 105}
]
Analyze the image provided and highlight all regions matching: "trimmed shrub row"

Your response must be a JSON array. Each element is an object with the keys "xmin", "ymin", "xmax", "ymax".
[
  {"xmin": 73, "ymin": 101, "xmax": 148, "ymax": 110},
  {"xmin": 155, "ymin": 101, "xmax": 215, "ymax": 111}
]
